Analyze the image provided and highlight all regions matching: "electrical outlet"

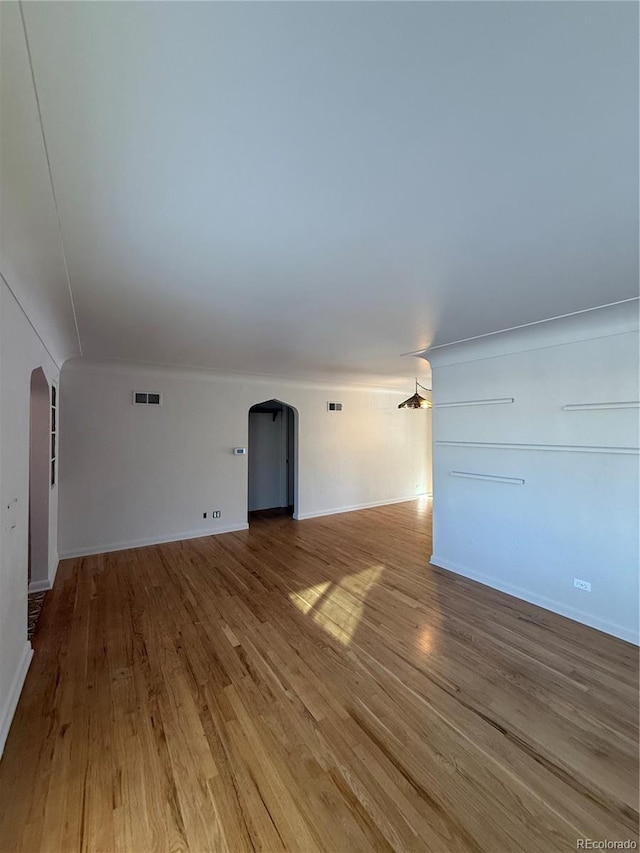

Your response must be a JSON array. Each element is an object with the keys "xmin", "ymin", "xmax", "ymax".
[
  {"xmin": 574, "ymin": 578, "xmax": 591, "ymax": 592},
  {"xmin": 212, "ymin": 510, "xmax": 221, "ymax": 518},
  {"xmin": 203, "ymin": 512, "xmax": 207, "ymax": 519}
]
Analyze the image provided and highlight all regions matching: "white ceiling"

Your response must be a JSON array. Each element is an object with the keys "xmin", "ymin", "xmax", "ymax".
[{"xmin": 4, "ymin": 2, "xmax": 638, "ymax": 385}]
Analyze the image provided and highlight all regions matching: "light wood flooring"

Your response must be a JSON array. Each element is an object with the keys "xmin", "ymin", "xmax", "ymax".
[{"xmin": 0, "ymin": 499, "xmax": 638, "ymax": 852}]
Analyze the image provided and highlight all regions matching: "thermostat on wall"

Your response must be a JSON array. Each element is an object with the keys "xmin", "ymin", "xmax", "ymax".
[{"xmin": 233, "ymin": 447, "xmax": 246, "ymax": 455}]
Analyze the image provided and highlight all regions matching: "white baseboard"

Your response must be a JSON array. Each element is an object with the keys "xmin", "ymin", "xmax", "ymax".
[
  {"xmin": 0, "ymin": 642, "xmax": 33, "ymax": 759},
  {"xmin": 48, "ymin": 554, "xmax": 59, "ymax": 588},
  {"xmin": 28, "ymin": 579, "xmax": 52, "ymax": 593},
  {"xmin": 296, "ymin": 494, "xmax": 429, "ymax": 521},
  {"xmin": 28, "ymin": 556, "xmax": 60, "ymax": 593},
  {"xmin": 430, "ymin": 554, "xmax": 639, "ymax": 646},
  {"xmin": 59, "ymin": 523, "xmax": 250, "ymax": 559}
]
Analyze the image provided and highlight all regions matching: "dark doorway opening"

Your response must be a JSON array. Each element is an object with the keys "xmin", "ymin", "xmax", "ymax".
[{"xmin": 248, "ymin": 399, "xmax": 297, "ymax": 523}]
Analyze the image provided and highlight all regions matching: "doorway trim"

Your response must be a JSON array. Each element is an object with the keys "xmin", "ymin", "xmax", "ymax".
[
  {"xmin": 28, "ymin": 367, "xmax": 51, "ymax": 592},
  {"xmin": 247, "ymin": 399, "xmax": 299, "ymax": 522}
]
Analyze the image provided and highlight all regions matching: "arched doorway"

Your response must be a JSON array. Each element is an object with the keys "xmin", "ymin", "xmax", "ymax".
[
  {"xmin": 248, "ymin": 399, "xmax": 298, "ymax": 522},
  {"xmin": 28, "ymin": 367, "xmax": 50, "ymax": 589}
]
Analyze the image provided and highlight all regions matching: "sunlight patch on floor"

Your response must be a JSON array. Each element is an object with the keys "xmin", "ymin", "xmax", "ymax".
[
  {"xmin": 416, "ymin": 494, "xmax": 432, "ymax": 516},
  {"xmin": 290, "ymin": 580, "xmax": 331, "ymax": 614},
  {"xmin": 289, "ymin": 566, "xmax": 383, "ymax": 645},
  {"xmin": 417, "ymin": 625, "xmax": 435, "ymax": 654}
]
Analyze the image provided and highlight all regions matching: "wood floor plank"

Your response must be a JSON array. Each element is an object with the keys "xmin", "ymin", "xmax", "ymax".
[{"xmin": 0, "ymin": 499, "xmax": 637, "ymax": 852}]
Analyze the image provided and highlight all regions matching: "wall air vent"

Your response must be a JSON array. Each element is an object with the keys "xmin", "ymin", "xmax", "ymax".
[
  {"xmin": 327, "ymin": 402, "xmax": 343, "ymax": 412},
  {"xmin": 133, "ymin": 391, "xmax": 162, "ymax": 406}
]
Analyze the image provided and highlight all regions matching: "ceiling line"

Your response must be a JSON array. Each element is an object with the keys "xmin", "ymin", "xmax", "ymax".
[
  {"xmin": 0, "ymin": 272, "xmax": 60, "ymax": 370},
  {"xmin": 402, "ymin": 297, "xmax": 640, "ymax": 357},
  {"xmin": 62, "ymin": 355, "xmax": 415, "ymax": 393},
  {"xmin": 18, "ymin": 1, "xmax": 83, "ymax": 358}
]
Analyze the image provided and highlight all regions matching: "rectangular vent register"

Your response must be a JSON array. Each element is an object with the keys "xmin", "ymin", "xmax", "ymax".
[{"xmin": 133, "ymin": 391, "xmax": 162, "ymax": 406}]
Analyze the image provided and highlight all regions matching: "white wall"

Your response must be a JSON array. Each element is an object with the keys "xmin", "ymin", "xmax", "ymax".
[
  {"xmin": 0, "ymin": 282, "xmax": 60, "ymax": 755},
  {"xmin": 58, "ymin": 361, "xmax": 431, "ymax": 557},
  {"xmin": 425, "ymin": 300, "xmax": 639, "ymax": 644},
  {"xmin": 0, "ymin": 0, "xmax": 80, "ymax": 758}
]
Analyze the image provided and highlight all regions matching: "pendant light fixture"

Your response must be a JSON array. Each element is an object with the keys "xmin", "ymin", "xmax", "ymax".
[{"xmin": 398, "ymin": 378, "xmax": 432, "ymax": 409}]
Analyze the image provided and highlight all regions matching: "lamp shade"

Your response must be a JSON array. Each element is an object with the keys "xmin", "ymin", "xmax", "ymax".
[{"xmin": 398, "ymin": 379, "xmax": 432, "ymax": 409}]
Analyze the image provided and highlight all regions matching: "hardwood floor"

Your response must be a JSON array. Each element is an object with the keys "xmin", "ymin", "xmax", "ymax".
[{"xmin": 0, "ymin": 499, "xmax": 637, "ymax": 852}]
